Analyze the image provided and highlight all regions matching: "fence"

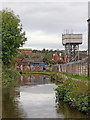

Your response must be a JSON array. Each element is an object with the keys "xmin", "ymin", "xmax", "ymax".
[{"xmin": 59, "ymin": 58, "xmax": 88, "ymax": 76}]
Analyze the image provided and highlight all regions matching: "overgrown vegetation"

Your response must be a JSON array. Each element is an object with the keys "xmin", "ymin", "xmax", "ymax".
[
  {"xmin": 50, "ymin": 73, "xmax": 89, "ymax": 114},
  {"xmin": 1, "ymin": 9, "xmax": 27, "ymax": 87},
  {"xmin": 2, "ymin": 66, "xmax": 21, "ymax": 87},
  {"xmin": 61, "ymin": 72, "xmax": 89, "ymax": 81}
]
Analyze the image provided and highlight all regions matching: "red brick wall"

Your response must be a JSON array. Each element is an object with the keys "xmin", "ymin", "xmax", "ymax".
[{"xmin": 21, "ymin": 49, "xmax": 32, "ymax": 55}]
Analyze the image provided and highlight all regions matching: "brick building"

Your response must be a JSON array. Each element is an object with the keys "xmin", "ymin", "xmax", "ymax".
[
  {"xmin": 18, "ymin": 48, "xmax": 32, "ymax": 55},
  {"xmin": 53, "ymin": 52, "xmax": 60, "ymax": 62},
  {"xmin": 15, "ymin": 58, "xmax": 45, "ymax": 71},
  {"xmin": 53, "ymin": 52, "xmax": 65, "ymax": 62}
]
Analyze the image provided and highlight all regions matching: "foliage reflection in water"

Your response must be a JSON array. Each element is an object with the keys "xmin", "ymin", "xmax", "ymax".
[{"xmin": 2, "ymin": 75, "xmax": 88, "ymax": 118}]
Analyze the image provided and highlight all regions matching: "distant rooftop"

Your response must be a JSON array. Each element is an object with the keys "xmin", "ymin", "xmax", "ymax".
[{"xmin": 18, "ymin": 48, "xmax": 32, "ymax": 50}]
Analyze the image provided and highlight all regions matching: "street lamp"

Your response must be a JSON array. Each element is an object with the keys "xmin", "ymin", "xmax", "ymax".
[{"xmin": 87, "ymin": 2, "xmax": 90, "ymax": 77}]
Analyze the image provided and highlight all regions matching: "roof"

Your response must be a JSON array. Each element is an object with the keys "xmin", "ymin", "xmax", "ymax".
[
  {"xmin": 30, "ymin": 58, "xmax": 43, "ymax": 62},
  {"xmin": 17, "ymin": 48, "xmax": 32, "ymax": 51},
  {"xmin": 18, "ymin": 48, "xmax": 32, "ymax": 50},
  {"xmin": 16, "ymin": 58, "xmax": 43, "ymax": 63}
]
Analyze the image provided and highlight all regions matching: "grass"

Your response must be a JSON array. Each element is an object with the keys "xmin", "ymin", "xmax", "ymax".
[
  {"xmin": 61, "ymin": 72, "xmax": 89, "ymax": 81},
  {"xmin": 19, "ymin": 70, "xmax": 89, "ymax": 81},
  {"xmin": 21, "ymin": 70, "xmax": 56, "ymax": 75},
  {"xmin": 20, "ymin": 70, "xmax": 89, "ymax": 82}
]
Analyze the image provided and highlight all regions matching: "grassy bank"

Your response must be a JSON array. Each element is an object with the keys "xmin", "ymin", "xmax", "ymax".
[
  {"xmin": 50, "ymin": 73, "xmax": 89, "ymax": 114},
  {"xmin": 2, "ymin": 66, "xmax": 21, "ymax": 88},
  {"xmin": 61, "ymin": 72, "xmax": 89, "ymax": 81},
  {"xmin": 21, "ymin": 70, "xmax": 56, "ymax": 76},
  {"xmin": 2, "ymin": 70, "xmax": 55, "ymax": 87}
]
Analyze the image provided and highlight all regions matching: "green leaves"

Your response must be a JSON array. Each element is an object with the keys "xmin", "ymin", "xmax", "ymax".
[
  {"xmin": 43, "ymin": 56, "xmax": 56, "ymax": 65},
  {"xmin": 2, "ymin": 66, "xmax": 21, "ymax": 87},
  {"xmin": 55, "ymin": 77, "xmax": 89, "ymax": 113},
  {"xmin": 57, "ymin": 60, "xmax": 64, "ymax": 64},
  {"xmin": 1, "ymin": 8, "xmax": 27, "ymax": 65}
]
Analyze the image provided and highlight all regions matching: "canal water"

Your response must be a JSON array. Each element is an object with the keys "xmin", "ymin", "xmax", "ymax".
[{"xmin": 2, "ymin": 74, "xmax": 88, "ymax": 118}]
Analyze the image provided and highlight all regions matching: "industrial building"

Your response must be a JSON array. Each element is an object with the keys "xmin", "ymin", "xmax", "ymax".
[{"xmin": 62, "ymin": 34, "xmax": 82, "ymax": 62}]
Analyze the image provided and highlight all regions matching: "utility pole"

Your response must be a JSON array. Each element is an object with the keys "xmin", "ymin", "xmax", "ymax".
[
  {"xmin": 88, "ymin": 19, "xmax": 90, "ymax": 77},
  {"xmin": 87, "ymin": 2, "xmax": 90, "ymax": 77}
]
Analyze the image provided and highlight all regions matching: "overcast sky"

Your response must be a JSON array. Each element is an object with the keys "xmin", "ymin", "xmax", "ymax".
[{"xmin": 1, "ymin": 0, "xmax": 89, "ymax": 50}]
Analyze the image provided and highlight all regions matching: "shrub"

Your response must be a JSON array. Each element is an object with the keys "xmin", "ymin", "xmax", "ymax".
[
  {"xmin": 2, "ymin": 66, "xmax": 21, "ymax": 87},
  {"xmin": 55, "ymin": 77, "xmax": 89, "ymax": 113}
]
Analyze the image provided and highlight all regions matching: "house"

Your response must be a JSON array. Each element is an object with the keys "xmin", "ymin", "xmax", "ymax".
[
  {"xmin": 15, "ymin": 58, "xmax": 31, "ymax": 71},
  {"xmin": 18, "ymin": 48, "xmax": 32, "ymax": 55},
  {"xmin": 15, "ymin": 58, "xmax": 45, "ymax": 71},
  {"xmin": 59, "ymin": 53, "xmax": 65, "ymax": 62},
  {"xmin": 31, "ymin": 53, "xmax": 46, "ymax": 59},
  {"xmin": 53, "ymin": 52, "xmax": 60, "ymax": 62},
  {"xmin": 53, "ymin": 52, "xmax": 65, "ymax": 62}
]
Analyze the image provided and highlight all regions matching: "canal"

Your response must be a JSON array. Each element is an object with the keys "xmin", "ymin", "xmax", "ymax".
[{"xmin": 2, "ymin": 74, "xmax": 88, "ymax": 118}]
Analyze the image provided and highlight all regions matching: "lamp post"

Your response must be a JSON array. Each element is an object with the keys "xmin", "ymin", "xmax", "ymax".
[
  {"xmin": 88, "ymin": 19, "xmax": 90, "ymax": 77},
  {"xmin": 87, "ymin": 2, "xmax": 90, "ymax": 77}
]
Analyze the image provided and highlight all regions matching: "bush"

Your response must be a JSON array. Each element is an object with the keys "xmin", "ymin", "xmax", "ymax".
[
  {"xmin": 55, "ymin": 84, "xmax": 66, "ymax": 100},
  {"xmin": 2, "ymin": 66, "xmax": 21, "ymax": 87},
  {"xmin": 55, "ymin": 77, "xmax": 89, "ymax": 113},
  {"xmin": 50, "ymin": 72, "xmax": 56, "ymax": 81}
]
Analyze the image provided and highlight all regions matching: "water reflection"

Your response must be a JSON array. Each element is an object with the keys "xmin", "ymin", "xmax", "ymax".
[
  {"xmin": 56, "ymin": 101, "xmax": 88, "ymax": 118},
  {"xmin": 18, "ymin": 75, "xmax": 50, "ymax": 86},
  {"xmin": 2, "ymin": 75, "xmax": 88, "ymax": 118},
  {"xmin": 2, "ymin": 88, "xmax": 26, "ymax": 118}
]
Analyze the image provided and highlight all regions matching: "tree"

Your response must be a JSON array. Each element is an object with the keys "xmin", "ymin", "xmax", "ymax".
[
  {"xmin": 42, "ymin": 48, "xmax": 46, "ymax": 53},
  {"xmin": 16, "ymin": 51, "xmax": 29, "ymax": 59},
  {"xmin": 43, "ymin": 56, "xmax": 56, "ymax": 65},
  {"xmin": 57, "ymin": 60, "xmax": 64, "ymax": 64},
  {"xmin": 1, "ymin": 9, "xmax": 27, "ymax": 65},
  {"xmin": 43, "ymin": 57, "xmax": 47, "ymax": 62},
  {"xmin": 43, "ymin": 57, "xmax": 50, "ymax": 65},
  {"xmin": 32, "ymin": 50, "xmax": 38, "ymax": 53}
]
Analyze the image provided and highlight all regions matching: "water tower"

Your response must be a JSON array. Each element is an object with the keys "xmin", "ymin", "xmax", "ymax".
[{"xmin": 62, "ymin": 34, "xmax": 82, "ymax": 62}]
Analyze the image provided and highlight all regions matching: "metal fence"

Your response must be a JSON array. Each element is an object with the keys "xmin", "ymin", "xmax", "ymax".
[{"xmin": 59, "ymin": 58, "xmax": 88, "ymax": 76}]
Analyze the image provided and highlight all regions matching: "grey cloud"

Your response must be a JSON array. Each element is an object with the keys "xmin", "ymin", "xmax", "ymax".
[
  {"xmin": 23, "ymin": 2, "xmax": 87, "ymax": 34},
  {"xmin": 2, "ymin": 2, "xmax": 88, "ymax": 50},
  {"xmin": 3, "ymin": 2, "xmax": 87, "ymax": 33},
  {"xmin": 2, "ymin": 0, "xmax": 89, "ymax": 3},
  {"xmin": 23, "ymin": 42, "xmax": 65, "ymax": 50}
]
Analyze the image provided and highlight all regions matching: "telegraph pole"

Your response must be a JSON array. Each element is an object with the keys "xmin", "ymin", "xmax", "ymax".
[
  {"xmin": 87, "ymin": 2, "xmax": 90, "ymax": 77},
  {"xmin": 88, "ymin": 19, "xmax": 90, "ymax": 77}
]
